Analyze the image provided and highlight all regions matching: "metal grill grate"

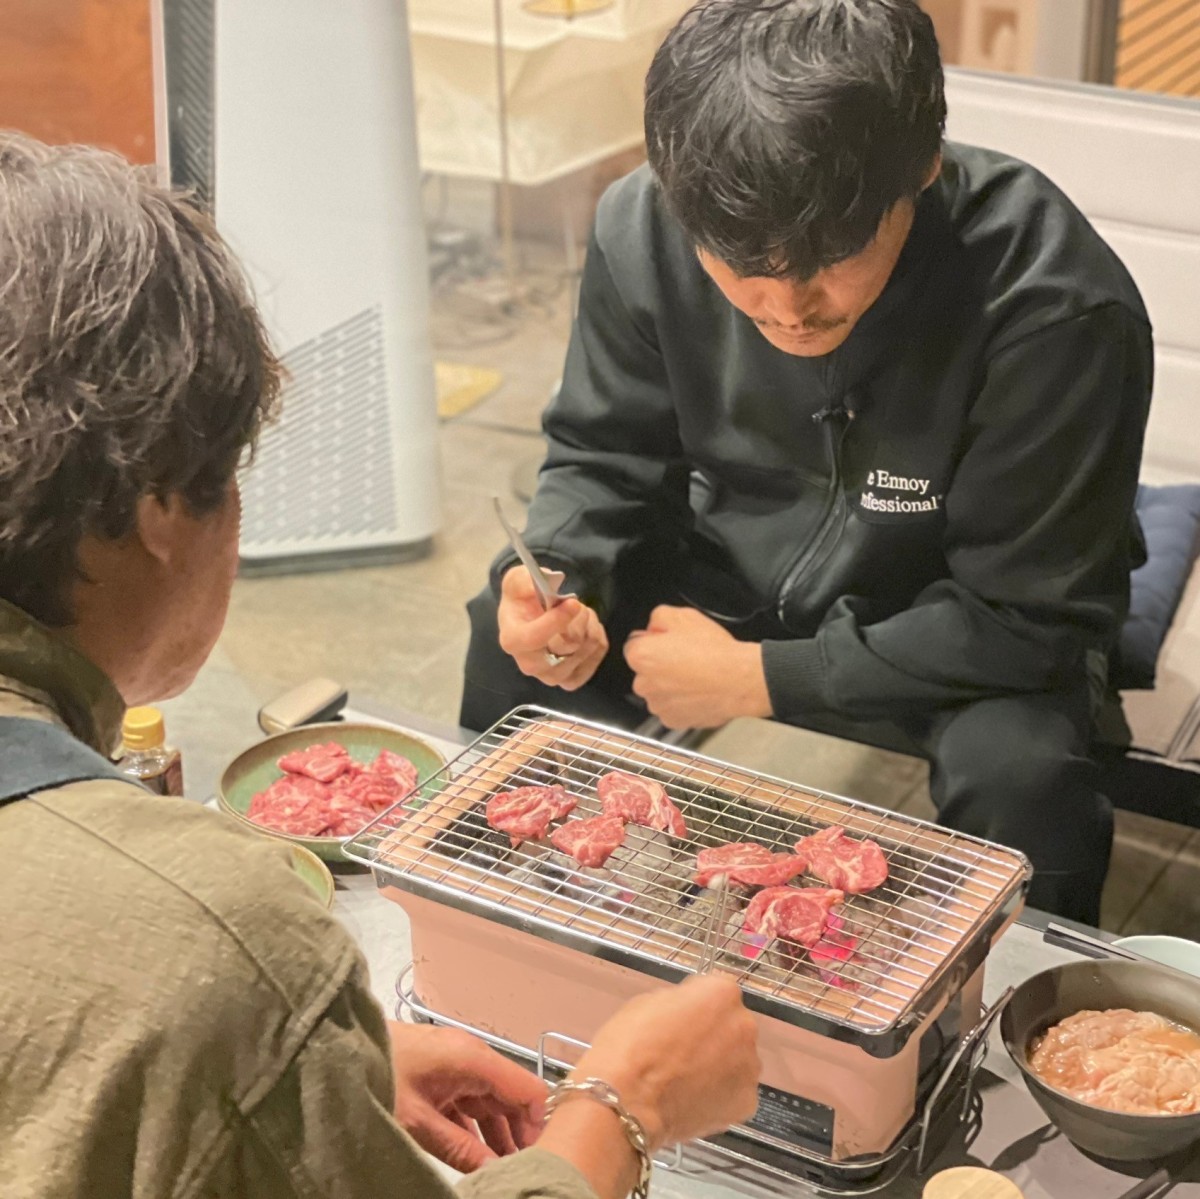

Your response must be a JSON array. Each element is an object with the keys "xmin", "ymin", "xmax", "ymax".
[{"xmin": 346, "ymin": 707, "xmax": 1030, "ymax": 1037}]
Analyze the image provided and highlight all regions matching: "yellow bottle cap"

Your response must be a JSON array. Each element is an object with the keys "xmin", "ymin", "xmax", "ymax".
[{"xmin": 122, "ymin": 706, "xmax": 166, "ymax": 751}]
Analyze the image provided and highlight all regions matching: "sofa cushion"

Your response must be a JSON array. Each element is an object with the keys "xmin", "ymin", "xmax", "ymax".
[
  {"xmin": 1120, "ymin": 558, "xmax": 1200, "ymax": 759},
  {"xmin": 1114, "ymin": 484, "xmax": 1200, "ymax": 690}
]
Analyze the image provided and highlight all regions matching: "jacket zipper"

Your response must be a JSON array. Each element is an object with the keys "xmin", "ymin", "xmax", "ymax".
[{"xmin": 774, "ymin": 401, "xmax": 854, "ymax": 624}]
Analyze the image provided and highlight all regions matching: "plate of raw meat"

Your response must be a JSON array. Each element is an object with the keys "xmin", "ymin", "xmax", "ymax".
[{"xmin": 219, "ymin": 723, "xmax": 446, "ymax": 861}]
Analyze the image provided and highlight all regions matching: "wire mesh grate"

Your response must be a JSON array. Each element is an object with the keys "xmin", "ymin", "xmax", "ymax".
[{"xmin": 345, "ymin": 707, "xmax": 1030, "ymax": 1035}]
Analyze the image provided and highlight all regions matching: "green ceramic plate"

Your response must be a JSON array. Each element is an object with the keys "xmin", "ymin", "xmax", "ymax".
[
  {"xmin": 218, "ymin": 722, "xmax": 447, "ymax": 862},
  {"xmin": 288, "ymin": 844, "xmax": 335, "ymax": 909}
]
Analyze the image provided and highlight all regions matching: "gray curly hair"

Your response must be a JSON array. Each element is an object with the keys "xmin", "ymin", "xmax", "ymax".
[{"xmin": 0, "ymin": 132, "xmax": 281, "ymax": 627}]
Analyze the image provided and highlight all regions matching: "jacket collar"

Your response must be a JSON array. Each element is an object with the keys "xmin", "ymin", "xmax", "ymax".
[{"xmin": 0, "ymin": 599, "xmax": 125, "ymax": 754}]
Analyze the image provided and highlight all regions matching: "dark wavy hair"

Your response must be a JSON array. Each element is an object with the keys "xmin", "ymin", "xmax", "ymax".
[
  {"xmin": 0, "ymin": 132, "xmax": 282, "ymax": 626},
  {"xmin": 645, "ymin": 0, "xmax": 946, "ymax": 280}
]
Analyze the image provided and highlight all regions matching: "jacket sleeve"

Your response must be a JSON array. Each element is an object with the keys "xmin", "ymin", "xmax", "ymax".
[
  {"xmin": 762, "ymin": 305, "xmax": 1153, "ymax": 719},
  {"xmin": 489, "ymin": 228, "xmax": 692, "ymax": 617},
  {"xmin": 239, "ymin": 964, "xmax": 597, "ymax": 1199}
]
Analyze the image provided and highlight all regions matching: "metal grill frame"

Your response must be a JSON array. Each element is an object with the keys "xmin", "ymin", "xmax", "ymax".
[{"xmin": 345, "ymin": 707, "xmax": 1030, "ymax": 1055}]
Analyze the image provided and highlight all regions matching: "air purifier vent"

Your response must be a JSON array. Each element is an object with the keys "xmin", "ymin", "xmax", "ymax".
[
  {"xmin": 162, "ymin": 0, "xmax": 216, "ymax": 208},
  {"xmin": 240, "ymin": 305, "xmax": 399, "ymax": 547}
]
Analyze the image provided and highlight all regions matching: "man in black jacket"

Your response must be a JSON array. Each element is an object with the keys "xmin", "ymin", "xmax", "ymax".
[{"xmin": 460, "ymin": 0, "xmax": 1153, "ymax": 924}]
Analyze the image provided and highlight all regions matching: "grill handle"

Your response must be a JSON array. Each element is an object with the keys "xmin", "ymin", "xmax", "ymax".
[
  {"xmin": 538, "ymin": 1031, "xmax": 685, "ymax": 1172},
  {"xmin": 915, "ymin": 987, "xmax": 1013, "ymax": 1172}
]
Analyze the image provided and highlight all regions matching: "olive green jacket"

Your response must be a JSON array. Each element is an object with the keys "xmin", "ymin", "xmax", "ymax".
[{"xmin": 0, "ymin": 600, "xmax": 593, "ymax": 1199}]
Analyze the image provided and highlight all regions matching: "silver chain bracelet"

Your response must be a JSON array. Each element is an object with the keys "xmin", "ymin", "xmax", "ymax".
[{"xmin": 544, "ymin": 1077, "xmax": 653, "ymax": 1199}]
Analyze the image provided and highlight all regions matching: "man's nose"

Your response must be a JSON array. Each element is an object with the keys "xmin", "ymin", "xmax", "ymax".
[{"xmin": 757, "ymin": 280, "xmax": 817, "ymax": 328}]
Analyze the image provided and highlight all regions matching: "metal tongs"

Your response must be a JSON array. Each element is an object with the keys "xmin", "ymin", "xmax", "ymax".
[
  {"xmin": 493, "ymin": 496, "xmax": 575, "ymax": 612},
  {"xmin": 696, "ymin": 876, "xmax": 735, "ymax": 974}
]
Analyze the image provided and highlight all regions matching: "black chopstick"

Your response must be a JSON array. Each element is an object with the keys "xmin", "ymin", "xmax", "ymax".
[{"xmin": 1115, "ymin": 1168, "xmax": 1171, "ymax": 1199}]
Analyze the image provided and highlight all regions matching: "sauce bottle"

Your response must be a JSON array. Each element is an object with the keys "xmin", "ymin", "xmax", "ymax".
[{"xmin": 118, "ymin": 707, "xmax": 184, "ymax": 797}]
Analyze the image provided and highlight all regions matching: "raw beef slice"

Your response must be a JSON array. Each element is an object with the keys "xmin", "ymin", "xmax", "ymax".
[
  {"xmin": 795, "ymin": 825, "xmax": 888, "ymax": 894},
  {"xmin": 322, "ymin": 791, "xmax": 378, "ymax": 838},
  {"xmin": 597, "ymin": 771, "xmax": 687, "ymax": 838},
  {"xmin": 277, "ymin": 741, "xmax": 353, "ymax": 784},
  {"xmin": 338, "ymin": 770, "xmax": 403, "ymax": 813},
  {"xmin": 551, "ymin": 815, "xmax": 627, "ymax": 869},
  {"xmin": 247, "ymin": 775, "xmax": 333, "ymax": 837},
  {"xmin": 370, "ymin": 749, "xmax": 419, "ymax": 796},
  {"xmin": 695, "ymin": 842, "xmax": 806, "ymax": 888},
  {"xmin": 743, "ymin": 886, "xmax": 844, "ymax": 948},
  {"xmin": 486, "ymin": 784, "xmax": 578, "ymax": 847}
]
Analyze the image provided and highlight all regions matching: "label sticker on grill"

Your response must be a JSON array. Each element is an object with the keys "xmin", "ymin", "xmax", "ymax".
[{"xmin": 747, "ymin": 1085, "xmax": 835, "ymax": 1154}]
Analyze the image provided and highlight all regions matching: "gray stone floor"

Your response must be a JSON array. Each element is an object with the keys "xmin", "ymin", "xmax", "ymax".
[{"xmin": 163, "ymin": 249, "xmax": 1199, "ymax": 938}]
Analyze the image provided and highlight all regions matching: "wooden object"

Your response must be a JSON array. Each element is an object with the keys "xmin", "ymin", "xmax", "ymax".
[
  {"xmin": 924, "ymin": 1167, "xmax": 1026, "ymax": 1198},
  {"xmin": 0, "ymin": 0, "xmax": 155, "ymax": 163}
]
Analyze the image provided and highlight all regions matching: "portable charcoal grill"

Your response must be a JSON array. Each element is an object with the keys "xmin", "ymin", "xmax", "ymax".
[{"xmin": 344, "ymin": 707, "xmax": 1032, "ymax": 1191}]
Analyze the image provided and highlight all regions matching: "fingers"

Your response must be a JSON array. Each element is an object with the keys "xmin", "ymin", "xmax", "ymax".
[
  {"xmin": 499, "ymin": 597, "xmax": 607, "ymax": 689},
  {"xmin": 458, "ymin": 1041, "xmax": 549, "ymax": 1113},
  {"xmin": 457, "ymin": 1098, "xmax": 521, "ymax": 1158},
  {"xmin": 556, "ymin": 611, "xmax": 608, "ymax": 692},
  {"xmin": 508, "ymin": 1102, "xmax": 545, "ymax": 1150},
  {"xmin": 441, "ymin": 1042, "xmax": 548, "ymax": 1158},
  {"xmin": 499, "ymin": 596, "xmax": 585, "ymax": 658},
  {"xmin": 444, "ymin": 1104, "xmax": 476, "ymax": 1134},
  {"xmin": 407, "ymin": 1109, "xmax": 497, "ymax": 1174},
  {"xmin": 647, "ymin": 604, "xmax": 687, "ymax": 632},
  {"xmin": 545, "ymin": 604, "xmax": 591, "ymax": 658}
]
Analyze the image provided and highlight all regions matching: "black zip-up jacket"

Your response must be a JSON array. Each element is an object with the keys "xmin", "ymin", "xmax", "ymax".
[{"xmin": 500, "ymin": 144, "xmax": 1154, "ymax": 722}]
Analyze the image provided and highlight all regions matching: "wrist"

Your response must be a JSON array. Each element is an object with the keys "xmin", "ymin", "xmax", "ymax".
[
  {"xmin": 732, "ymin": 641, "xmax": 773, "ymax": 720},
  {"xmin": 570, "ymin": 1062, "xmax": 667, "ymax": 1151},
  {"xmin": 539, "ymin": 1099, "xmax": 643, "ymax": 1199}
]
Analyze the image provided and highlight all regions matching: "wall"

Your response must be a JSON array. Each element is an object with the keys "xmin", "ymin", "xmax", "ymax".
[
  {"xmin": 924, "ymin": 0, "xmax": 1091, "ymax": 81},
  {"xmin": 0, "ymin": 0, "xmax": 155, "ymax": 163}
]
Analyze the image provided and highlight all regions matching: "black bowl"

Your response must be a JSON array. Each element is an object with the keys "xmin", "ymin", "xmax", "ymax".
[{"xmin": 1001, "ymin": 958, "xmax": 1200, "ymax": 1162}]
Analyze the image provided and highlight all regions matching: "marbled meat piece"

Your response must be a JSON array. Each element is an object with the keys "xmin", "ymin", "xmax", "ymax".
[
  {"xmin": 695, "ymin": 842, "xmax": 806, "ymax": 888},
  {"xmin": 338, "ymin": 770, "xmax": 404, "ymax": 812},
  {"xmin": 743, "ymin": 885, "xmax": 844, "ymax": 948},
  {"xmin": 551, "ymin": 815, "xmax": 627, "ymax": 869},
  {"xmin": 277, "ymin": 741, "xmax": 353, "ymax": 784},
  {"xmin": 370, "ymin": 749, "xmax": 420, "ymax": 796},
  {"xmin": 598, "ymin": 771, "xmax": 687, "ymax": 838},
  {"xmin": 247, "ymin": 775, "xmax": 334, "ymax": 836},
  {"xmin": 321, "ymin": 788, "xmax": 386, "ymax": 837},
  {"xmin": 486, "ymin": 784, "xmax": 578, "ymax": 847},
  {"xmin": 795, "ymin": 825, "xmax": 888, "ymax": 894}
]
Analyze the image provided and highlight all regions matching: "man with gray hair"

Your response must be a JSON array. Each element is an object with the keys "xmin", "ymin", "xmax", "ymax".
[{"xmin": 0, "ymin": 133, "xmax": 759, "ymax": 1198}]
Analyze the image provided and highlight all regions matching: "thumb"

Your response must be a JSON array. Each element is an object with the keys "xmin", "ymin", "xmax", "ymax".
[
  {"xmin": 411, "ymin": 1111, "xmax": 497, "ymax": 1174},
  {"xmin": 647, "ymin": 604, "xmax": 685, "ymax": 632}
]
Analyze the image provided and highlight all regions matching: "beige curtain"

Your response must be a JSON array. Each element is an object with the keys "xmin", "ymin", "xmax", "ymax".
[{"xmin": 408, "ymin": 0, "xmax": 690, "ymax": 186}]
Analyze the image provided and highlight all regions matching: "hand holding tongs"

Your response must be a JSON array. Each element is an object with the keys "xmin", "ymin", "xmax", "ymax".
[
  {"xmin": 696, "ymin": 876, "xmax": 734, "ymax": 975},
  {"xmin": 493, "ymin": 496, "xmax": 575, "ymax": 613}
]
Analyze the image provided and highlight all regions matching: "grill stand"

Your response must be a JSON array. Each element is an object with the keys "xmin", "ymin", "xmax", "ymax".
[{"xmin": 394, "ymin": 964, "xmax": 1008, "ymax": 1196}]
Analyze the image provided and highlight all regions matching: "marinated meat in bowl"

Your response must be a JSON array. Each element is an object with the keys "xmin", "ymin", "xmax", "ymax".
[
  {"xmin": 1001, "ymin": 958, "xmax": 1200, "ymax": 1160},
  {"xmin": 1028, "ymin": 1008, "xmax": 1200, "ymax": 1116}
]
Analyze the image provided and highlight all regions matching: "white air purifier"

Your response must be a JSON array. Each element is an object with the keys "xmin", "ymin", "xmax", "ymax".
[{"xmin": 155, "ymin": 0, "xmax": 440, "ymax": 573}]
